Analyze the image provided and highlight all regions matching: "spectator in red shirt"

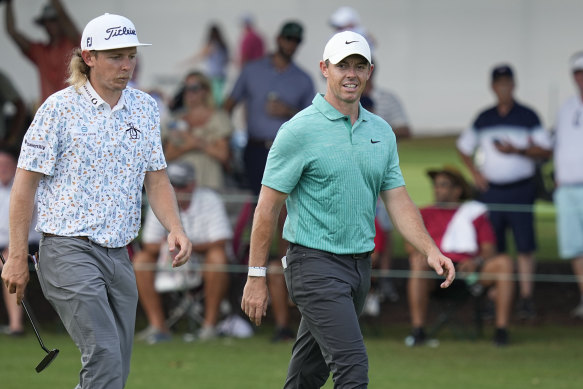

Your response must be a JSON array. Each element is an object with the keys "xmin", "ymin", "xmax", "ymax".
[
  {"xmin": 5, "ymin": 0, "xmax": 80, "ymax": 104},
  {"xmin": 406, "ymin": 166, "xmax": 514, "ymax": 346},
  {"xmin": 238, "ymin": 14, "xmax": 264, "ymax": 68}
]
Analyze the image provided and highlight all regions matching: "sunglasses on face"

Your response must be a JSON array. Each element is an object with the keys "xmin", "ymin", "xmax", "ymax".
[{"xmin": 184, "ymin": 84, "xmax": 205, "ymax": 93}]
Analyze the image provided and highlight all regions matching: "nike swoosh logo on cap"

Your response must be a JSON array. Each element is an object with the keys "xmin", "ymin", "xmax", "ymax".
[{"xmin": 345, "ymin": 40, "xmax": 358, "ymax": 44}]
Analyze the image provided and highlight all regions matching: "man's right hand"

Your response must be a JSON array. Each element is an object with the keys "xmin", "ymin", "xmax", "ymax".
[
  {"xmin": 241, "ymin": 276, "xmax": 268, "ymax": 326},
  {"xmin": 1, "ymin": 254, "xmax": 30, "ymax": 305},
  {"xmin": 471, "ymin": 170, "xmax": 489, "ymax": 192}
]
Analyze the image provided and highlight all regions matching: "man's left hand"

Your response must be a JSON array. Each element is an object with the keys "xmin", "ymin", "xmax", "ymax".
[
  {"xmin": 427, "ymin": 252, "xmax": 456, "ymax": 289},
  {"xmin": 167, "ymin": 230, "xmax": 192, "ymax": 267}
]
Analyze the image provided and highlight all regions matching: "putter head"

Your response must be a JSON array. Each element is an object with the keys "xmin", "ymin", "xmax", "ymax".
[{"xmin": 35, "ymin": 349, "xmax": 59, "ymax": 373}]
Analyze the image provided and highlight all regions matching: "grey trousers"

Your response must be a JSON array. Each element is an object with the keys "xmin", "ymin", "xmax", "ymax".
[
  {"xmin": 283, "ymin": 244, "xmax": 371, "ymax": 389},
  {"xmin": 37, "ymin": 236, "xmax": 138, "ymax": 389}
]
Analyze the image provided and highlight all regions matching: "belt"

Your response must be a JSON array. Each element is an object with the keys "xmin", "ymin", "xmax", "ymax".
[
  {"xmin": 42, "ymin": 233, "xmax": 89, "ymax": 241},
  {"xmin": 345, "ymin": 251, "xmax": 374, "ymax": 260},
  {"xmin": 289, "ymin": 243, "xmax": 373, "ymax": 260}
]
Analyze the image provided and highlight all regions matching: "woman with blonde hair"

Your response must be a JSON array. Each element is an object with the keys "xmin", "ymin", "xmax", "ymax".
[{"xmin": 163, "ymin": 71, "xmax": 233, "ymax": 191}]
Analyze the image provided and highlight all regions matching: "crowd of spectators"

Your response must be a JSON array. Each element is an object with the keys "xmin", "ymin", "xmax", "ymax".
[{"xmin": 1, "ymin": 2, "xmax": 582, "ymax": 348}]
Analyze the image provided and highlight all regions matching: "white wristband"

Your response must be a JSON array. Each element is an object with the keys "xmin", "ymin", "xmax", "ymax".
[{"xmin": 248, "ymin": 266, "xmax": 267, "ymax": 277}]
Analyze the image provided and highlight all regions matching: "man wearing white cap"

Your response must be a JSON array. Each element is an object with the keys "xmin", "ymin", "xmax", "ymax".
[
  {"xmin": 1, "ymin": 13, "xmax": 191, "ymax": 389},
  {"xmin": 552, "ymin": 51, "xmax": 583, "ymax": 319},
  {"xmin": 241, "ymin": 30, "xmax": 455, "ymax": 388}
]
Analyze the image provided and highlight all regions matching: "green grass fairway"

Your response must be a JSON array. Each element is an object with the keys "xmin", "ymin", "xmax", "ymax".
[
  {"xmin": 394, "ymin": 136, "xmax": 558, "ymax": 260},
  {"xmin": 1, "ymin": 325, "xmax": 582, "ymax": 388}
]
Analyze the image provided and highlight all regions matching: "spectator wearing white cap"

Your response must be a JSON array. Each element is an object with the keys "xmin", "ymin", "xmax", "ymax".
[
  {"xmin": 4, "ymin": 0, "xmax": 80, "ymax": 104},
  {"xmin": 1, "ymin": 13, "xmax": 191, "ymax": 389},
  {"xmin": 552, "ymin": 51, "xmax": 583, "ymax": 319},
  {"xmin": 241, "ymin": 30, "xmax": 455, "ymax": 388},
  {"xmin": 328, "ymin": 6, "xmax": 376, "ymax": 52}
]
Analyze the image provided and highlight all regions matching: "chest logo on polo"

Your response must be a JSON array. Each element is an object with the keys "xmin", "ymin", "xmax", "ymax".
[
  {"xmin": 370, "ymin": 139, "xmax": 380, "ymax": 144},
  {"xmin": 126, "ymin": 123, "xmax": 141, "ymax": 140}
]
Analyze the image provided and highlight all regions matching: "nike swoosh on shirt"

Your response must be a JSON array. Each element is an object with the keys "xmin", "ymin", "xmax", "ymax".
[
  {"xmin": 345, "ymin": 40, "xmax": 359, "ymax": 44},
  {"xmin": 371, "ymin": 139, "xmax": 380, "ymax": 144}
]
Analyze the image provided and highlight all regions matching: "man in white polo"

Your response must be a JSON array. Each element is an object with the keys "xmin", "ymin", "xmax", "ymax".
[
  {"xmin": 553, "ymin": 51, "xmax": 583, "ymax": 319},
  {"xmin": 1, "ymin": 13, "xmax": 191, "ymax": 389}
]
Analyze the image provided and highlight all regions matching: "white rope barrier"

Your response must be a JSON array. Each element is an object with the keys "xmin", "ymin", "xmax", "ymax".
[{"xmin": 132, "ymin": 262, "xmax": 582, "ymax": 284}]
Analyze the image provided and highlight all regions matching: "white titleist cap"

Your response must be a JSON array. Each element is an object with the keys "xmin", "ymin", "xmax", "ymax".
[
  {"xmin": 570, "ymin": 52, "xmax": 583, "ymax": 72},
  {"xmin": 81, "ymin": 13, "xmax": 151, "ymax": 51},
  {"xmin": 323, "ymin": 31, "xmax": 371, "ymax": 65}
]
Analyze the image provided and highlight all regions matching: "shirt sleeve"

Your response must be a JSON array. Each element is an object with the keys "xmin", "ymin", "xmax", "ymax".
[
  {"xmin": 146, "ymin": 98, "xmax": 167, "ymax": 172},
  {"xmin": 261, "ymin": 124, "xmax": 305, "ymax": 194},
  {"xmin": 531, "ymin": 126, "xmax": 553, "ymax": 150},
  {"xmin": 381, "ymin": 128, "xmax": 405, "ymax": 191},
  {"xmin": 228, "ymin": 66, "xmax": 248, "ymax": 103},
  {"xmin": 17, "ymin": 97, "xmax": 61, "ymax": 175},
  {"xmin": 456, "ymin": 126, "xmax": 478, "ymax": 156},
  {"xmin": 473, "ymin": 213, "xmax": 496, "ymax": 246}
]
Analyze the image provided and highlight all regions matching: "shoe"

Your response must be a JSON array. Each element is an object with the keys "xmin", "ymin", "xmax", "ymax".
[
  {"xmin": 571, "ymin": 302, "xmax": 583, "ymax": 319},
  {"xmin": 493, "ymin": 328, "xmax": 509, "ymax": 346},
  {"xmin": 271, "ymin": 326, "xmax": 295, "ymax": 343},
  {"xmin": 516, "ymin": 298, "xmax": 536, "ymax": 320},
  {"xmin": 135, "ymin": 325, "xmax": 157, "ymax": 341},
  {"xmin": 216, "ymin": 314, "xmax": 254, "ymax": 338},
  {"xmin": 404, "ymin": 328, "xmax": 426, "ymax": 347},
  {"xmin": 145, "ymin": 330, "xmax": 172, "ymax": 345},
  {"xmin": 197, "ymin": 325, "xmax": 218, "ymax": 341},
  {"xmin": 363, "ymin": 292, "xmax": 381, "ymax": 317},
  {"xmin": 0, "ymin": 325, "xmax": 24, "ymax": 337}
]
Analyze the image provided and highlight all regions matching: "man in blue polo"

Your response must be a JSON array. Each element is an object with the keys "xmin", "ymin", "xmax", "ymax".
[
  {"xmin": 241, "ymin": 30, "xmax": 455, "ymax": 388},
  {"xmin": 457, "ymin": 64, "xmax": 552, "ymax": 320}
]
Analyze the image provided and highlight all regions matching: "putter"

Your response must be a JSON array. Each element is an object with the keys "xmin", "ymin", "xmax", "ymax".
[{"xmin": 0, "ymin": 253, "xmax": 59, "ymax": 373}]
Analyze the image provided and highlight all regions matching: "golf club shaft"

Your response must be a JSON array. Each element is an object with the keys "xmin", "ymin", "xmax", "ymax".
[
  {"xmin": 0, "ymin": 252, "xmax": 50, "ymax": 353},
  {"xmin": 21, "ymin": 298, "xmax": 51, "ymax": 353}
]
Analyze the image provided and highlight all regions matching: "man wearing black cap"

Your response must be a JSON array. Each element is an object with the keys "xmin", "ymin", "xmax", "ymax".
[
  {"xmin": 406, "ymin": 166, "xmax": 514, "ymax": 346},
  {"xmin": 4, "ymin": 0, "xmax": 80, "ymax": 103},
  {"xmin": 457, "ymin": 64, "xmax": 552, "ymax": 320},
  {"xmin": 225, "ymin": 20, "xmax": 314, "ymax": 195},
  {"xmin": 224, "ymin": 20, "xmax": 315, "ymax": 342}
]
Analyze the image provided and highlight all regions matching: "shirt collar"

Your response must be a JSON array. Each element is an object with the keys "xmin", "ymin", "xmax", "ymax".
[
  {"xmin": 312, "ymin": 93, "xmax": 370, "ymax": 123},
  {"xmin": 80, "ymin": 81, "xmax": 106, "ymax": 108},
  {"xmin": 80, "ymin": 81, "xmax": 128, "ymax": 112}
]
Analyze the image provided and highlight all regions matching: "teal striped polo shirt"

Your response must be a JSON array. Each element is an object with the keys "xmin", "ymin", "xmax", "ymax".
[{"xmin": 262, "ymin": 93, "xmax": 405, "ymax": 254}]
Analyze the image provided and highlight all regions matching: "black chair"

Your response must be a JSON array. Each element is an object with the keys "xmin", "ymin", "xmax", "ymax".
[{"xmin": 426, "ymin": 276, "xmax": 485, "ymax": 341}]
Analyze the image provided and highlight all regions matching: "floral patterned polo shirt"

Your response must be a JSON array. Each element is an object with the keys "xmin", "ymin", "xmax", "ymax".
[{"xmin": 18, "ymin": 81, "xmax": 166, "ymax": 248}]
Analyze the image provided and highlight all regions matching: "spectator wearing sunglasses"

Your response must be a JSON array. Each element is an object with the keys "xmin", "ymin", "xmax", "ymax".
[{"xmin": 163, "ymin": 71, "xmax": 233, "ymax": 192}]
